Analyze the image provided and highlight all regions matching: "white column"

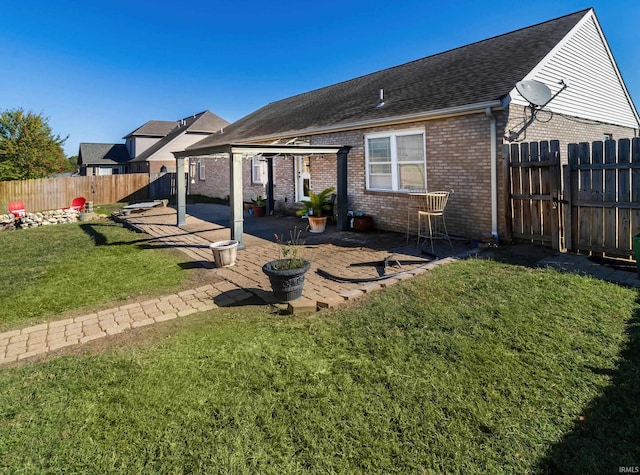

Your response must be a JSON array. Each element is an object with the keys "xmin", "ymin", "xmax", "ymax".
[
  {"xmin": 229, "ymin": 152, "xmax": 245, "ymax": 249},
  {"xmin": 175, "ymin": 156, "xmax": 186, "ymax": 227}
]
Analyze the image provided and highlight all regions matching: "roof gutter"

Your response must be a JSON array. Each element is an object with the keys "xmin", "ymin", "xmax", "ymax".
[{"xmin": 180, "ymin": 100, "xmax": 504, "ymax": 156}]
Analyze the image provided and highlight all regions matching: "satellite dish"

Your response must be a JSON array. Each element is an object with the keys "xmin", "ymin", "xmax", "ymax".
[{"xmin": 516, "ymin": 79, "xmax": 553, "ymax": 107}]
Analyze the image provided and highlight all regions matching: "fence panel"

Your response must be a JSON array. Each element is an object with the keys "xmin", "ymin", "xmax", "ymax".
[
  {"xmin": 566, "ymin": 137, "xmax": 640, "ymax": 258},
  {"xmin": 506, "ymin": 140, "xmax": 561, "ymax": 249},
  {"xmin": 0, "ymin": 174, "xmax": 150, "ymax": 213}
]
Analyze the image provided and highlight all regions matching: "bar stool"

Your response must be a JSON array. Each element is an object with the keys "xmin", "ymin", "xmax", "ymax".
[
  {"xmin": 417, "ymin": 191, "xmax": 453, "ymax": 254},
  {"xmin": 405, "ymin": 191, "xmax": 426, "ymax": 244}
]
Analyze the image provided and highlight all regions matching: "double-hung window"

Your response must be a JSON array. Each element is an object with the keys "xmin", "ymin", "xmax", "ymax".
[
  {"xmin": 365, "ymin": 129, "xmax": 426, "ymax": 191},
  {"xmin": 198, "ymin": 160, "xmax": 205, "ymax": 180},
  {"xmin": 252, "ymin": 155, "xmax": 267, "ymax": 184}
]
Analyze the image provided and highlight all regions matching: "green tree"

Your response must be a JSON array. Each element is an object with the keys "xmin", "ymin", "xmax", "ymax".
[{"xmin": 0, "ymin": 108, "xmax": 68, "ymax": 181}]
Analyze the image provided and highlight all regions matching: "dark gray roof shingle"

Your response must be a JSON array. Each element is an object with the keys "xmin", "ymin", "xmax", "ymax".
[
  {"xmin": 188, "ymin": 9, "xmax": 589, "ymax": 150},
  {"xmin": 124, "ymin": 120, "xmax": 177, "ymax": 138},
  {"xmin": 78, "ymin": 143, "xmax": 130, "ymax": 165}
]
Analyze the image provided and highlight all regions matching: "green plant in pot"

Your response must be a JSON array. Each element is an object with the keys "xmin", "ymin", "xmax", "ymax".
[
  {"xmin": 262, "ymin": 228, "xmax": 310, "ymax": 302},
  {"xmin": 251, "ymin": 194, "xmax": 267, "ymax": 217},
  {"xmin": 296, "ymin": 186, "xmax": 335, "ymax": 233}
]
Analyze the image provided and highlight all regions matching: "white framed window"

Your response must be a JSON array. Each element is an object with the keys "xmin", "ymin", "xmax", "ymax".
[
  {"xmin": 365, "ymin": 129, "xmax": 426, "ymax": 192},
  {"xmin": 198, "ymin": 160, "xmax": 205, "ymax": 180},
  {"xmin": 252, "ymin": 155, "xmax": 267, "ymax": 184}
]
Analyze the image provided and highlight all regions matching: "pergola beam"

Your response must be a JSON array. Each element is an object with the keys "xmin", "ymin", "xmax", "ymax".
[{"xmin": 173, "ymin": 142, "xmax": 349, "ymax": 243}]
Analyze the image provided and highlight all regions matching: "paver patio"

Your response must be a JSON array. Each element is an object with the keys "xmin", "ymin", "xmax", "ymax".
[
  {"xmin": 1, "ymin": 204, "xmax": 637, "ymax": 367},
  {"xmin": 0, "ymin": 204, "xmax": 469, "ymax": 366}
]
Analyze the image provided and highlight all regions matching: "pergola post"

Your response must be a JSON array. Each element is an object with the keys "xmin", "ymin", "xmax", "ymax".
[
  {"xmin": 266, "ymin": 155, "xmax": 274, "ymax": 215},
  {"xmin": 229, "ymin": 152, "xmax": 245, "ymax": 249},
  {"xmin": 175, "ymin": 156, "xmax": 186, "ymax": 227},
  {"xmin": 336, "ymin": 146, "xmax": 351, "ymax": 231}
]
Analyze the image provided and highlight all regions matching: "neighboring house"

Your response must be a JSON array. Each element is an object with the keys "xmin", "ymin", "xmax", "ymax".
[
  {"xmin": 78, "ymin": 143, "xmax": 130, "ymax": 176},
  {"xmin": 78, "ymin": 110, "xmax": 229, "ymax": 176},
  {"xmin": 179, "ymin": 8, "xmax": 639, "ymax": 241}
]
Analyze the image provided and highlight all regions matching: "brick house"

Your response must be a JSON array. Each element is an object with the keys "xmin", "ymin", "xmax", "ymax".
[
  {"xmin": 78, "ymin": 110, "xmax": 229, "ymax": 176},
  {"xmin": 178, "ymin": 8, "xmax": 638, "ymax": 243}
]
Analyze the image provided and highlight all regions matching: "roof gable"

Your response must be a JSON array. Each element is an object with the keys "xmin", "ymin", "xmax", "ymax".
[
  {"xmin": 188, "ymin": 9, "xmax": 590, "ymax": 150},
  {"xmin": 131, "ymin": 111, "xmax": 231, "ymax": 162},
  {"xmin": 509, "ymin": 10, "xmax": 639, "ymax": 128}
]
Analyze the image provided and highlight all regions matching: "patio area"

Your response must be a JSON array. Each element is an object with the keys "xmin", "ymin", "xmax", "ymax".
[{"xmin": 116, "ymin": 203, "xmax": 475, "ymax": 309}]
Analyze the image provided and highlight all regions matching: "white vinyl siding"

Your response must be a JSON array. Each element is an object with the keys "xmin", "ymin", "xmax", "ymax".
[
  {"xmin": 365, "ymin": 129, "xmax": 426, "ymax": 192},
  {"xmin": 510, "ymin": 12, "xmax": 638, "ymax": 129}
]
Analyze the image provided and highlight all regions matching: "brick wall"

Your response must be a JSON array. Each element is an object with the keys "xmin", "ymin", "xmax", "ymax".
[
  {"xmin": 189, "ymin": 156, "xmax": 266, "ymax": 203},
  {"xmin": 504, "ymin": 105, "xmax": 638, "ymax": 159},
  {"xmin": 312, "ymin": 117, "xmax": 497, "ymax": 239},
  {"xmin": 186, "ymin": 107, "xmax": 638, "ymax": 241}
]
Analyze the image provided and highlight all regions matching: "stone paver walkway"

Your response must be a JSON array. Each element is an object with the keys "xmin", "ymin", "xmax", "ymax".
[
  {"xmin": 3, "ymin": 205, "xmax": 636, "ymax": 367},
  {"xmin": 0, "ymin": 206, "xmax": 466, "ymax": 366}
]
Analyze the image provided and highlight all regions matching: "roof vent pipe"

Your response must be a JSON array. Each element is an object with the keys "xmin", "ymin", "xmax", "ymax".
[{"xmin": 376, "ymin": 88, "xmax": 385, "ymax": 108}]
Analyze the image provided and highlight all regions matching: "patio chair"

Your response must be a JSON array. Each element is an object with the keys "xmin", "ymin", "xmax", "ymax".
[
  {"xmin": 416, "ymin": 191, "xmax": 454, "ymax": 255},
  {"xmin": 64, "ymin": 197, "xmax": 86, "ymax": 212},
  {"xmin": 8, "ymin": 201, "xmax": 26, "ymax": 219}
]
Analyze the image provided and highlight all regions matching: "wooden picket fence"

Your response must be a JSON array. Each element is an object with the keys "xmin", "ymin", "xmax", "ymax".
[
  {"xmin": 505, "ymin": 138, "xmax": 640, "ymax": 258},
  {"xmin": 0, "ymin": 174, "xmax": 151, "ymax": 213}
]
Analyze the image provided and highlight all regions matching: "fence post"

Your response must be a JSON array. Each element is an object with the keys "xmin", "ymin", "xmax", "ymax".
[{"xmin": 502, "ymin": 144, "xmax": 513, "ymax": 243}]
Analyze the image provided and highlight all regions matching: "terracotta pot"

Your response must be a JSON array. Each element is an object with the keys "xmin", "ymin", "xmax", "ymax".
[
  {"xmin": 308, "ymin": 215, "xmax": 327, "ymax": 233},
  {"xmin": 252, "ymin": 205, "xmax": 266, "ymax": 217}
]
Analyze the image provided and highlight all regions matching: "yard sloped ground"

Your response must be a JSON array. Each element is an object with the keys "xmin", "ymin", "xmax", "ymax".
[
  {"xmin": 0, "ymin": 258, "xmax": 638, "ymax": 473},
  {"xmin": 0, "ymin": 219, "xmax": 191, "ymax": 331}
]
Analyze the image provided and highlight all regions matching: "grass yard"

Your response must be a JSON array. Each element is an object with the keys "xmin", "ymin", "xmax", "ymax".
[
  {"xmin": 0, "ymin": 219, "xmax": 190, "ymax": 331},
  {"xmin": 0, "ymin": 259, "xmax": 638, "ymax": 473}
]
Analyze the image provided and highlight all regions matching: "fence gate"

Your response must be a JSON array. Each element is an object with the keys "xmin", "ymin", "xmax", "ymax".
[
  {"xmin": 505, "ymin": 138, "xmax": 640, "ymax": 258},
  {"xmin": 563, "ymin": 138, "xmax": 640, "ymax": 258},
  {"xmin": 504, "ymin": 140, "xmax": 562, "ymax": 250}
]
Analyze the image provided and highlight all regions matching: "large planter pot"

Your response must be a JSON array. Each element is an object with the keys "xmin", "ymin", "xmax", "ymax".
[
  {"xmin": 352, "ymin": 215, "xmax": 373, "ymax": 232},
  {"xmin": 262, "ymin": 259, "xmax": 311, "ymax": 302},
  {"xmin": 209, "ymin": 240, "xmax": 239, "ymax": 267},
  {"xmin": 308, "ymin": 216, "xmax": 327, "ymax": 233},
  {"xmin": 252, "ymin": 205, "xmax": 266, "ymax": 217}
]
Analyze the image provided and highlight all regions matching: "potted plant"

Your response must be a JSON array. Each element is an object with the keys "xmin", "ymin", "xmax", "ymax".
[
  {"xmin": 296, "ymin": 186, "xmax": 335, "ymax": 233},
  {"xmin": 251, "ymin": 195, "xmax": 267, "ymax": 217},
  {"xmin": 262, "ymin": 228, "xmax": 310, "ymax": 302}
]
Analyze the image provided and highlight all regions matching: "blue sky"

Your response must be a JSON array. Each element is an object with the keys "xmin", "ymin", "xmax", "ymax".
[{"xmin": 1, "ymin": 0, "xmax": 638, "ymax": 157}]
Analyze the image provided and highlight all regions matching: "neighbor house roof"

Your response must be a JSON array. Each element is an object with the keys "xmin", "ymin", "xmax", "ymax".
[
  {"xmin": 78, "ymin": 143, "xmax": 130, "ymax": 166},
  {"xmin": 187, "ymin": 9, "xmax": 591, "ymax": 151},
  {"xmin": 124, "ymin": 120, "xmax": 177, "ymax": 138},
  {"xmin": 129, "ymin": 111, "xmax": 230, "ymax": 162}
]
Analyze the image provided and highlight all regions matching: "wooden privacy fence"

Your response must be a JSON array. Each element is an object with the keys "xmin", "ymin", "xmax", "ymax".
[
  {"xmin": 503, "ymin": 140, "xmax": 561, "ymax": 250},
  {"xmin": 564, "ymin": 138, "xmax": 640, "ymax": 257},
  {"xmin": 0, "ymin": 174, "xmax": 151, "ymax": 213},
  {"xmin": 505, "ymin": 138, "xmax": 640, "ymax": 258}
]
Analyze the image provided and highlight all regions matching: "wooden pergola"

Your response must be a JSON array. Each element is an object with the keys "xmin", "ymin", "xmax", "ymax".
[{"xmin": 174, "ymin": 143, "xmax": 351, "ymax": 249}]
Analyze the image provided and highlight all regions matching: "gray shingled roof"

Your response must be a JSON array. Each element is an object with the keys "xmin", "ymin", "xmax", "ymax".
[
  {"xmin": 187, "ymin": 9, "xmax": 589, "ymax": 151},
  {"xmin": 78, "ymin": 143, "xmax": 130, "ymax": 165},
  {"xmin": 130, "ymin": 111, "xmax": 230, "ymax": 162},
  {"xmin": 124, "ymin": 120, "xmax": 177, "ymax": 138}
]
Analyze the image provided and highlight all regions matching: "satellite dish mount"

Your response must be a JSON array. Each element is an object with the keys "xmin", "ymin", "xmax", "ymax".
[{"xmin": 508, "ymin": 79, "xmax": 569, "ymax": 141}]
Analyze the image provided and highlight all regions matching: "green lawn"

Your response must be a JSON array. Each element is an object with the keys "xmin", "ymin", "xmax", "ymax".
[
  {"xmin": 0, "ymin": 259, "xmax": 637, "ymax": 474},
  {"xmin": 0, "ymin": 219, "xmax": 188, "ymax": 330}
]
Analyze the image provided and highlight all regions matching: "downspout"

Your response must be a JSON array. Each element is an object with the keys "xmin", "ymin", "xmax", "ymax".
[{"xmin": 485, "ymin": 107, "xmax": 498, "ymax": 240}]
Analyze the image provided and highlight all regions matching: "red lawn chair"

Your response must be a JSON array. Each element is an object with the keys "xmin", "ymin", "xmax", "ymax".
[
  {"xmin": 64, "ymin": 197, "xmax": 86, "ymax": 212},
  {"xmin": 8, "ymin": 201, "xmax": 26, "ymax": 219}
]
